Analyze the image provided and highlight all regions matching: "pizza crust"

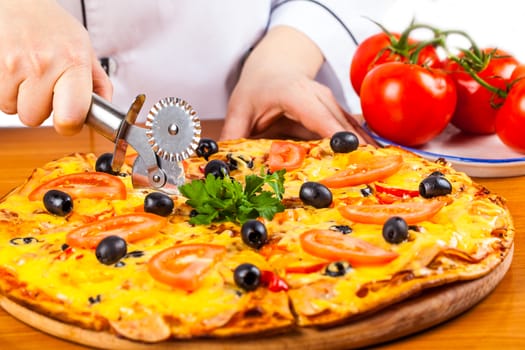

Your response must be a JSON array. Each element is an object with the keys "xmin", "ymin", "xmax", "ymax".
[{"xmin": 0, "ymin": 139, "xmax": 514, "ymax": 342}]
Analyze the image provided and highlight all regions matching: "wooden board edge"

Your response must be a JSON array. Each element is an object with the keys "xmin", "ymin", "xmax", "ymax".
[{"xmin": 0, "ymin": 245, "xmax": 514, "ymax": 350}]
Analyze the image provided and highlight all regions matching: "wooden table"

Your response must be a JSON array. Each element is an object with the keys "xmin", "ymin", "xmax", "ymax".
[{"xmin": 0, "ymin": 124, "xmax": 524, "ymax": 349}]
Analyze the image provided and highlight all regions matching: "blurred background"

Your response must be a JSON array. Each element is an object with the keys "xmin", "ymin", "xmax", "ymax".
[{"xmin": 1, "ymin": 0, "xmax": 522, "ymax": 128}]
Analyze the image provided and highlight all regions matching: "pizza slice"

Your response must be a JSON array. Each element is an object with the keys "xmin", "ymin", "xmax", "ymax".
[{"xmin": 0, "ymin": 135, "xmax": 514, "ymax": 343}]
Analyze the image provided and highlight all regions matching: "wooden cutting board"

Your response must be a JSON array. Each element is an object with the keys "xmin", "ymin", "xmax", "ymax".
[{"xmin": 0, "ymin": 246, "xmax": 513, "ymax": 350}]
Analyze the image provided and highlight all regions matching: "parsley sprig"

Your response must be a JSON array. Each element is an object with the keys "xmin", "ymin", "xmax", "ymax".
[{"xmin": 179, "ymin": 170, "xmax": 285, "ymax": 225}]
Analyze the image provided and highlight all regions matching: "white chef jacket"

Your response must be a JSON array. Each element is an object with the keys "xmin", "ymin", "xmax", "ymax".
[
  {"xmin": 2, "ymin": 0, "xmax": 523, "ymax": 127},
  {"xmin": 54, "ymin": 0, "xmax": 384, "ymax": 122},
  {"xmin": 0, "ymin": 0, "xmax": 388, "ymax": 126}
]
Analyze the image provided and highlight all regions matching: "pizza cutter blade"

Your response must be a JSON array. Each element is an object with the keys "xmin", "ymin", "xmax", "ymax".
[{"xmin": 85, "ymin": 93, "xmax": 201, "ymax": 193}]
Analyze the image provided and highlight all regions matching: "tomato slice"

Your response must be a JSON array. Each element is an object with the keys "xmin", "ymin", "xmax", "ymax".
[
  {"xmin": 285, "ymin": 262, "xmax": 327, "ymax": 274},
  {"xmin": 66, "ymin": 213, "xmax": 166, "ymax": 249},
  {"xmin": 300, "ymin": 229, "xmax": 398, "ymax": 266},
  {"xmin": 374, "ymin": 182, "xmax": 420, "ymax": 204},
  {"xmin": 374, "ymin": 183, "xmax": 420, "ymax": 198},
  {"xmin": 267, "ymin": 141, "xmax": 307, "ymax": 172},
  {"xmin": 261, "ymin": 270, "xmax": 289, "ymax": 292},
  {"xmin": 338, "ymin": 201, "xmax": 444, "ymax": 225},
  {"xmin": 29, "ymin": 172, "xmax": 127, "ymax": 201},
  {"xmin": 147, "ymin": 244, "xmax": 226, "ymax": 292},
  {"xmin": 320, "ymin": 154, "xmax": 403, "ymax": 188}
]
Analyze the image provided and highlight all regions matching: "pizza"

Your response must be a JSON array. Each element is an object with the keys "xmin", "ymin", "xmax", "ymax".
[{"xmin": 0, "ymin": 133, "xmax": 514, "ymax": 343}]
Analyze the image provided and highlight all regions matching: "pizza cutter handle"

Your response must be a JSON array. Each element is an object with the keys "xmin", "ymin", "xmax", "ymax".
[
  {"xmin": 86, "ymin": 93, "xmax": 147, "ymax": 173},
  {"xmin": 85, "ymin": 94, "xmax": 169, "ymax": 189},
  {"xmin": 86, "ymin": 94, "xmax": 126, "ymax": 143}
]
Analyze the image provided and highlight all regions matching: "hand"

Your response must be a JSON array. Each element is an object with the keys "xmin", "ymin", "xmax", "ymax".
[
  {"xmin": 0, "ymin": 0, "xmax": 112, "ymax": 135},
  {"xmin": 220, "ymin": 26, "xmax": 361, "ymax": 141}
]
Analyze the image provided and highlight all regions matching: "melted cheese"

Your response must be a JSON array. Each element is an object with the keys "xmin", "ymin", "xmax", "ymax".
[{"xmin": 0, "ymin": 141, "xmax": 513, "ymax": 337}]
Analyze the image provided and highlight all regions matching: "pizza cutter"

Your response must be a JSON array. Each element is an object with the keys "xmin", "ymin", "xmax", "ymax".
[{"xmin": 85, "ymin": 94, "xmax": 201, "ymax": 193}]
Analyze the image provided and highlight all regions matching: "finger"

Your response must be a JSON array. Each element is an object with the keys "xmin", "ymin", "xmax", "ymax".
[
  {"xmin": 0, "ymin": 81, "xmax": 20, "ymax": 115},
  {"xmin": 0, "ymin": 54, "xmax": 23, "ymax": 115},
  {"xmin": 16, "ymin": 76, "xmax": 54, "ymax": 127},
  {"xmin": 91, "ymin": 53, "xmax": 113, "ymax": 101},
  {"xmin": 289, "ymin": 83, "xmax": 369, "ymax": 144},
  {"xmin": 52, "ymin": 63, "xmax": 93, "ymax": 136},
  {"xmin": 314, "ymin": 89, "xmax": 368, "ymax": 144},
  {"xmin": 220, "ymin": 97, "xmax": 255, "ymax": 140},
  {"xmin": 309, "ymin": 83, "xmax": 369, "ymax": 137},
  {"xmin": 280, "ymin": 87, "xmax": 347, "ymax": 139},
  {"xmin": 340, "ymin": 108, "xmax": 380, "ymax": 147},
  {"xmin": 253, "ymin": 116, "xmax": 321, "ymax": 140}
]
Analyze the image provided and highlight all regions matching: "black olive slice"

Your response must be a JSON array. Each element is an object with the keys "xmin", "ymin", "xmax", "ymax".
[
  {"xmin": 226, "ymin": 153, "xmax": 254, "ymax": 171},
  {"xmin": 196, "ymin": 138, "xmax": 219, "ymax": 160},
  {"xmin": 241, "ymin": 220, "xmax": 268, "ymax": 249},
  {"xmin": 95, "ymin": 235, "xmax": 128, "ymax": 265},
  {"xmin": 9, "ymin": 237, "xmax": 42, "ymax": 245},
  {"xmin": 88, "ymin": 295, "xmax": 102, "ymax": 305},
  {"xmin": 95, "ymin": 152, "xmax": 119, "ymax": 175},
  {"xmin": 329, "ymin": 225, "xmax": 353, "ymax": 234},
  {"xmin": 43, "ymin": 190, "xmax": 73, "ymax": 216},
  {"xmin": 382, "ymin": 216, "xmax": 409, "ymax": 244},
  {"xmin": 299, "ymin": 181, "xmax": 333, "ymax": 208},
  {"xmin": 204, "ymin": 159, "xmax": 230, "ymax": 179},
  {"xmin": 360, "ymin": 185, "xmax": 373, "ymax": 197},
  {"xmin": 330, "ymin": 131, "xmax": 359, "ymax": 153},
  {"xmin": 125, "ymin": 250, "xmax": 145, "ymax": 258},
  {"xmin": 234, "ymin": 263, "xmax": 261, "ymax": 291},
  {"xmin": 419, "ymin": 175, "xmax": 452, "ymax": 198},
  {"xmin": 324, "ymin": 261, "xmax": 351, "ymax": 277},
  {"xmin": 144, "ymin": 192, "xmax": 174, "ymax": 217}
]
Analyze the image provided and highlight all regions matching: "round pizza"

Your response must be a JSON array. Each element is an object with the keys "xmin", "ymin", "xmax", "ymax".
[{"xmin": 0, "ymin": 134, "xmax": 514, "ymax": 343}]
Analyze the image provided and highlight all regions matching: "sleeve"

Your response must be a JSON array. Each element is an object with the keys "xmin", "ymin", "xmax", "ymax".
[
  {"xmin": 267, "ymin": 0, "xmax": 387, "ymax": 114},
  {"xmin": 56, "ymin": 0, "xmax": 84, "ymax": 24}
]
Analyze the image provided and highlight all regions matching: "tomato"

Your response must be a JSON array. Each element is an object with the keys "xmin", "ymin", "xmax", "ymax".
[
  {"xmin": 360, "ymin": 62, "xmax": 457, "ymax": 146},
  {"xmin": 338, "ymin": 200, "xmax": 444, "ymax": 225},
  {"xmin": 147, "ymin": 244, "xmax": 226, "ymax": 292},
  {"xmin": 267, "ymin": 141, "xmax": 307, "ymax": 172},
  {"xmin": 66, "ymin": 213, "xmax": 166, "ymax": 249},
  {"xmin": 374, "ymin": 183, "xmax": 420, "ymax": 204},
  {"xmin": 350, "ymin": 32, "xmax": 442, "ymax": 95},
  {"xmin": 261, "ymin": 270, "xmax": 289, "ymax": 292},
  {"xmin": 374, "ymin": 183, "xmax": 420, "ymax": 198},
  {"xmin": 300, "ymin": 229, "xmax": 398, "ymax": 266},
  {"xmin": 495, "ymin": 79, "xmax": 525, "ymax": 153},
  {"xmin": 511, "ymin": 64, "xmax": 525, "ymax": 81},
  {"xmin": 29, "ymin": 172, "xmax": 127, "ymax": 201},
  {"xmin": 320, "ymin": 154, "xmax": 403, "ymax": 188},
  {"xmin": 446, "ymin": 48, "xmax": 519, "ymax": 134},
  {"xmin": 284, "ymin": 262, "xmax": 327, "ymax": 274}
]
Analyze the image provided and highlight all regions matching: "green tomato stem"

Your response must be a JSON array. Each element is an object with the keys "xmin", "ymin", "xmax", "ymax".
[
  {"xmin": 366, "ymin": 19, "xmax": 510, "ymax": 99},
  {"xmin": 448, "ymin": 56, "xmax": 507, "ymax": 98}
]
